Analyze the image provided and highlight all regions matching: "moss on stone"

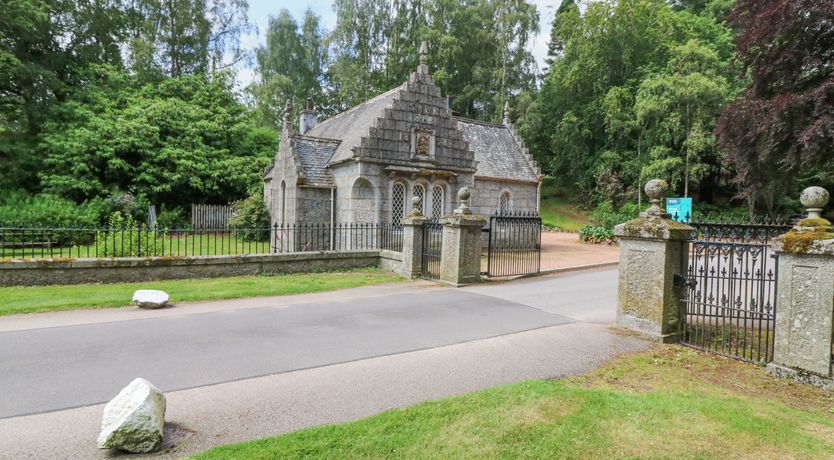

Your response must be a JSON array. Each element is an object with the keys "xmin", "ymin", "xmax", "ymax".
[
  {"xmin": 619, "ymin": 216, "xmax": 692, "ymax": 239},
  {"xmin": 779, "ymin": 230, "xmax": 834, "ymax": 253},
  {"xmin": 796, "ymin": 217, "xmax": 833, "ymax": 230}
]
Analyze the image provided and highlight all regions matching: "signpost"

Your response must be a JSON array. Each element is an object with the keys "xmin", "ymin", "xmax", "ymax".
[{"xmin": 666, "ymin": 197, "xmax": 692, "ymax": 222}]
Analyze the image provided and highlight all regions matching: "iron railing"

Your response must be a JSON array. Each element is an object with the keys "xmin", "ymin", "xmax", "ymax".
[
  {"xmin": 679, "ymin": 214, "xmax": 788, "ymax": 364},
  {"xmin": 421, "ymin": 220, "xmax": 442, "ymax": 279},
  {"xmin": 485, "ymin": 211, "xmax": 542, "ymax": 277},
  {"xmin": 0, "ymin": 223, "xmax": 403, "ymax": 259}
]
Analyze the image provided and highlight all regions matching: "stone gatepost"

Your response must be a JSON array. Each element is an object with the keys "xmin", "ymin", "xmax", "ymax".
[
  {"xmin": 767, "ymin": 186, "xmax": 834, "ymax": 388},
  {"xmin": 439, "ymin": 187, "xmax": 485, "ymax": 286},
  {"xmin": 399, "ymin": 197, "xmax": 426, "ymax": 278},
  {"xmin": 614, "ymin": 179, "xmax": 694, "ymax": 342}
]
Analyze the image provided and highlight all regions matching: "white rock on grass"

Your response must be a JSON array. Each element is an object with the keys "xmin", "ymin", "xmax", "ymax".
[
  {"xmin": 97, "ymin": 378, "xmax": 167, "ymax": 453},
  {"xmin": 132, "ymin": 290, "xmax": 170, "ymax": 309}
]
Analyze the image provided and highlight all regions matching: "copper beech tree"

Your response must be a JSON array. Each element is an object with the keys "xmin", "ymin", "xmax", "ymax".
[{"xmin": 717, "ymin": 0, "xmax": 834, "ymax": 214}]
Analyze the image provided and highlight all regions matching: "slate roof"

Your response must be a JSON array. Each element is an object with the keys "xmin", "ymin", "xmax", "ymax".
[
  {"xmin": 455, "ymin": 118, "xmax": 539, "ymax": 182},
  {"xmin": 304, "ymin": 85, "xmax": 402, "ymax": 165},
  {"xmin": 294, "ymin": 136, "xmax": 339, "ymax": 187}
]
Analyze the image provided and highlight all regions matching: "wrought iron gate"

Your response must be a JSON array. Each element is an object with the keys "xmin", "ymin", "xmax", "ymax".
[
  {"xmin": 422, "ymin": 220, "xmax": 442, "ymax": 279},
  {"xmin": 486, "ymin": 212, "xmax": 542, "ymax": 277},
  {"xmin": 680, "ymin": 216, "xmax": 790, "ymax": 363}
]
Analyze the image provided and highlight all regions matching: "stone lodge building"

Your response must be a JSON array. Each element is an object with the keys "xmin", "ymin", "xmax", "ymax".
[{"xmin": 263, "ymin": 43, "xmax": 543, "ymax": 228}]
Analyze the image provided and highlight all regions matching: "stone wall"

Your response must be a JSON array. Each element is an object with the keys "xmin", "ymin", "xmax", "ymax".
[
  {"xmin": 471, "ymin": 178, "xmax": 539, "ymax": 217},
  {"xmin": 264, "ymin": 140, "xmax": 300, "ymax": 226},
  {"xmin": 0, "ymin": 251, "xmax": 397, "ymax": 287}
]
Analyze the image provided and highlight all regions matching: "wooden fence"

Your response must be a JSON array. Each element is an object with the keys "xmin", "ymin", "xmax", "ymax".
[{"xmin": 191, "ymin": 204, "xmax": 236, "ymax": 229}]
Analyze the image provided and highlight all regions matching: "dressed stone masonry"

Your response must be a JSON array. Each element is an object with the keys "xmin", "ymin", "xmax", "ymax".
[
  {"xmin": 97, "ymin": 378, "xmax": 166, "ymax": 453},
  {"xmin": 614, "ymin": 179, "xmax": 694, "ymax": 342},
  {"xmin": 439, "ymin": 187, "xmax": 485, "ymax": 286},
  {"xmin": 399, "ymin": 196, "xmax": 427, "ymax": 278},
  {"xmin": 263, "ymin": 42, "xmax": 542, "ymax": 231},
  {"xmin": 767, "ymin": 186, "xmax": 834, "ymax": 389}
]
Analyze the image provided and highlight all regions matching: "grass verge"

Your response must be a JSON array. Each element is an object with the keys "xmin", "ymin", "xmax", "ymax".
[
  {"xmin": 192, "ymin": 345, "xmax": 834, "ymax": 459},
  {"xmin": 0, "ymin": 269, "xmax": 400, "ymax": 316}
]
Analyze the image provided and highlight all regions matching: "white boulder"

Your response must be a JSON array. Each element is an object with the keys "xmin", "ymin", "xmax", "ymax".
[
  {"xmin": 132, "ymin": 290, "xmax": 170, "ymax": 309},
  {"xmin": 97, "ymin": 378, "xmax": 167, "ymax": 453}
]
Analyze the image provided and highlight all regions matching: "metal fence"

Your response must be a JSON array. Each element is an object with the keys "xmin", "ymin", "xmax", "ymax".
[
  {"xmin": 484, "ymin": 212, "xmax": 542, "ymax": 277},
  {"xmin": 421, "ymin": 221, "xmax": 443, "ymax": 279},
  {"xmin": 0, "ymin": 223, "xmax": 403, "ymax": 259},
  {"xmin": 679, "ymin": 214, "xmax": 791, "ymax": 364}
]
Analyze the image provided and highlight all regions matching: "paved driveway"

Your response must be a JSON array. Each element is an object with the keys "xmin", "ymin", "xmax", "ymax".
[{"xmin": 0, "ymin": 267, "xmax": 646, "ymax": 458}]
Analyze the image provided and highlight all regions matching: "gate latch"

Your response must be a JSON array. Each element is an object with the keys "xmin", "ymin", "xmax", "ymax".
[{"xmin": 673, "ymin": 274, "xmax": 695, "ymax": 289}]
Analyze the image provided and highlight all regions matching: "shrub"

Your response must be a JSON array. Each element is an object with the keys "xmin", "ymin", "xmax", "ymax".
[
  {"xmin": 0, "ymin": 191, "xmax": 112, "ymax": 245},
  {"xmin": 155, "ymin": 206, "xmax": 188, "ymax": 228},
  {"xmin": 95, "ymin": 212, "xmax": 166, "ymax": 257},
  {"xmin": 579, "ymin": 225, "xmax": 617, "ymax": 244},
  {"xmin": 228, "ymin": 191, "xmax": 271, "ymax": 242},
  {"xmin": 590, "ymin": 200, "xmax": 639, "ymax": 230}
]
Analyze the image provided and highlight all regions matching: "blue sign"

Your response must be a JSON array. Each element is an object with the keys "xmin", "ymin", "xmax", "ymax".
[{"xmin": 666, "ymin": 197, "xmax": 692, "ymax": 222}]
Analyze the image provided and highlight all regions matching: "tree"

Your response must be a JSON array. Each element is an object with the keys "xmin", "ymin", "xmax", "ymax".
[
  {"xmin": 0, "ymin": 0, "xmax": 129, "ymax": 190},
  {"xmin": 39, "ymin": 67, "xmax": 277, "ymax": 207},
  {"xmin": 327, "ymin": 0, "xmax": 539, "ymax": 122},
  {"xmin": 635, "ymin": 40, "xmax": 731, "ymax": 197},
  {"xmin": 543, "ymin": 0, "xmax": 577, "ymax": 72},
  {"xmin": 717, "ymin": 0, "xmax": 834, "ymax": 215},
  {"xmin": 537, "ymin": 0, "xmax": 736, "ymax": 203},
  {"xmin": 251, "ymin": 9, "xmax": 327, "ymax": 128}
]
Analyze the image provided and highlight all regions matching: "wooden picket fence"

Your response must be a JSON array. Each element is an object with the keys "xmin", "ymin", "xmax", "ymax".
[{"xmin": 191, "ymin": 204, "xmax": 236, "ymax": 229}]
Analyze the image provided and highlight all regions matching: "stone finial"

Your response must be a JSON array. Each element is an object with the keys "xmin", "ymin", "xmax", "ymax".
[
  {"xmin": 412, "ymin": 196, "xmax": 423, "ymax": 214},
  {"xmin": 642, "ymin": 179, "xmax": 669, "ymax": 218},
  {"xmin": 502, "ymin": 101, "xmax": 510, "ymax": 126},
  {"xmin": 282, "ymin": 99, "xmax": 293, "ymax": 135},
  {"xmin": 801, "ymin": 186, "xmax": 829, "ymax": 220},
  {"xmin": 305, "ymin": 97, "xmax": 313, "ymax": 111},
  {"xmin": 455, "ymin": 187, "xmax": 472, "ymax": 215},
  {"xmin": 419, "ymin": 41, "xmax": 428, "ymax": 66}
]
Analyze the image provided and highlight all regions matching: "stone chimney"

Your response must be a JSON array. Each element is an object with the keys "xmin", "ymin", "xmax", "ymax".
[{"xmin": 299, "ymin": 97, "xmax": 318, "ymax": 135}]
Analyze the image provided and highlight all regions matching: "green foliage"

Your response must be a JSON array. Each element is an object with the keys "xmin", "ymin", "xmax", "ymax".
[
  {"xmin": 590, "ymin": 201, "xmax": 639, "ymax": 230},
  {"xmin": 38, "ymin": 67, "xmax": 278, "ymax": 207},
  {"xmin": 537, "ymin": 0, "xmax": 738, "ymax": 205},
  {"xmin": 228, "ymin": 191, "xmax": 271, "ymax": 242},
  {"xmin": 579, "ymin": 225, "xmax": 616, "ymax": 244},
  {"xmin": 94, "ymin": 212, "xmax": 165, "ymax": 257},
  {"xmin": 155, "ymin": 206, "xmax": 188, "ymax": 228},
  {"xmin": 0, "ymin": 191, "xmax": 109, "ymax": 228}
]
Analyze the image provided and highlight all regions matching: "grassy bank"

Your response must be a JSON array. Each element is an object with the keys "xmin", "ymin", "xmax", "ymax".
[
  {"xmin": 0, "ymin": 270, "xmax": 400, "ymax": 316},
  {"xmin": 193, "ymin": 345, "xmax": 834, "ymax": 459}
]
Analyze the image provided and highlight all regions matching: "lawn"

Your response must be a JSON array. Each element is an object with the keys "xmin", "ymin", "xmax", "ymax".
[
  {"xmin": 539, "ymin": 197, "xmax": 594, "ymax": 232},
  {"xmin": 0, "ymin": 270, "xmax": 400, "ymax": 316},
  {"xmin": 192, "ymin": 345, "xmax": 834, "ymax": 459},
  {"xmin": 538, "ymin": 177, "xmax": 594, "ymax": 231}
]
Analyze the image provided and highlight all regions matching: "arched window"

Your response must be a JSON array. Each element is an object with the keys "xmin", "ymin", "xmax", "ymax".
[
  {"xmin": 412, "ymin": 184, "xmax": 426, "ymax": 215},
  {"xmin": 280, "ymin": 180, "xmax": 286, "ymax": 224},
  {"xmin": 392, "ymin": 182, "xmax": 406, "ymax": 225},
  {"xmin": 499, "ymin": 191, "xmax": 511, "ymax": 215},
  {"xmin": 431, "ymin": 185, "xmax": 444, "ymax": 218}
]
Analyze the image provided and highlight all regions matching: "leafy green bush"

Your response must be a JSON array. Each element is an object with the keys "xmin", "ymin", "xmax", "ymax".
[
  {"xmin": 95, "ymin": 212, "xmax": 166, "ymax": 257},
  {"xmin": 0, "ymin": 192, "xmax": 112, "ymax": 245},
  {"xmin": 228, "ymin": 191, "xmax": 271, "ymax": 242},
  {"xmin": 155, "ymin": 206, "xmax": 188, "ymax": 228},
  {"xmin": 590, "ymin": 201, "xmax": 639, "ymax": 230},
  {"xmin": 579, "ymin": 225, "xmax": 617, "ymax": 244}
]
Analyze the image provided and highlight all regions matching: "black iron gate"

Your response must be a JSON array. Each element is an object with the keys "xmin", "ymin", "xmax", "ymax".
[
  {"xmin": 680, "ymin": 216, "xmax": 790, "ymax": 363},
  {"xmin": 422, "ymin": 220, "xmax": 442, "ymax": 279},
  {"xmin": 486, "ymin": 212, "xmax": 542, "ymax": 277}
]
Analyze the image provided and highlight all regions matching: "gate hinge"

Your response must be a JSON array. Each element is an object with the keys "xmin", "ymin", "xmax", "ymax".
[{"xmin": 673, "ymin": 274, "xmax": 695, "ymax": 289}]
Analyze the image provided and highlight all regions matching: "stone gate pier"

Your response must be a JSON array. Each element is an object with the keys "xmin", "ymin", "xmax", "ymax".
[
  {"xmin": 768, "ymin": 186, "xmax": 834, "ymax": 388},
  {"xmin": 614, "ymin": 179, "xmax": 694, "ymax": 342}
]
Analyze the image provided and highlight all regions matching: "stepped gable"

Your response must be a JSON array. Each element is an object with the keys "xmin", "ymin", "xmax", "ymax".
[
  {"xmin": 293, "ymin": 136, "xmax": 338, "ymax": 187},
  {"xmin": 303, "ymin": 87, "xmax": 401, "ymax": 166},
  {"xmin": 456, "ymin": 118, "xmax": 540, "ymax": 182}
]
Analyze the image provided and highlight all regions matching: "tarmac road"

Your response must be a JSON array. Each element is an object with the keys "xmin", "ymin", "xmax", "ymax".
[{"xmin": 0, "ymin": 267, "xmax": 647, "ymax": 458}]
